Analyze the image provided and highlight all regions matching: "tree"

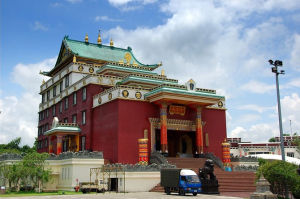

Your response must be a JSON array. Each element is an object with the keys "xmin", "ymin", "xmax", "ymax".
[
  {"xmin": 293, "ymin": 137, "xmax": 300, "ymax": 154},
  {"xmin": 21, "ymin": 152, "xmax": 51, "ymax": 192},
  {"xmin": 257, "ymin": 159, "xmax": 300, "ymax": 198},
  {"xmin": 268, "ymin": 137, "xmax": 276, "ymax": 142},
  {"xmin": 0, "ymin": 137, "xmax": 37, "ymax": 154}
]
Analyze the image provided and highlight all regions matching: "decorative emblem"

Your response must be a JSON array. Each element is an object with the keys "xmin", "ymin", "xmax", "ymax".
[
  {"xmin": 98, "ymin": 97, "xmax": 102, "ymax": 104},
  {"xmin": 124, "ymin": 52, "xmax": 131, "ymax": 64},
  {"xmin": 135, "ymin": 91, "xmax": 142, "ymax": 99},
  {"xmin": 78, "ymin": 65, "xmax": 83, "ymax": 72},
  {"xmin": 218, "ymin": 101, "xmax": 223, "ymax": 108},
  {"xmin": 108, "ymin": 93, "xmax": 112, "ymax": 100},
  {"xmin": 122, "ymin": 90, "xmax": 129, "ymax": 98},
  {"xmin": 169, "ymin": 105, "xmax": 186, "ymax": 116},
  {"xmin": 89, "ymin": 67, "xmax": 94, "ymax": 73}
]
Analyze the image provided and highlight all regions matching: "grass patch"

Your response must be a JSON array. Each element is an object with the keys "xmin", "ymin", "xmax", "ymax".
[{"xmin": 0, "ymin": 190, "xmax": 83, "ymax": 197}]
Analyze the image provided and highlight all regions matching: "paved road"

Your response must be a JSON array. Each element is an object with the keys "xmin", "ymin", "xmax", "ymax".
[{"xmin": 10, "ymin": 192, "xmax": 243, "ymax": 199}]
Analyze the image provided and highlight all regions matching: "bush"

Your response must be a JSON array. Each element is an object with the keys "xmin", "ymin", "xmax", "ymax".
[{"xmin": 257, "ymin": 160, "xmax": 300, "ymax": 198}]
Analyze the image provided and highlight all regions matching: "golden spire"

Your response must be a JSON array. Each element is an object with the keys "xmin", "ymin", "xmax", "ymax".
[
  {"xmin": 161, "ymin": 69, "xmax": 165, "ymax": 76},
  {"xmin": 73, "ymin": 55, "xmax": 76, "ymax": 63},
  {"xmin": 110, "ymin": 38, "xmax": 114, "ymax": 47},
  {"xmin": 42, "ymin": 79, "xmax": 45, "ymax": 84},
  {"xmin": 85, "ymin": 34, "xmax": 89, "ymax": 43},
  {"xmin": 97, "ymin": 32, "xmax": 102, "ymax": 44}
]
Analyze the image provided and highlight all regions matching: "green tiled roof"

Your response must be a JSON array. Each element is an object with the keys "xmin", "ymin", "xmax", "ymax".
[
  {"xmin": 64, "ymin": 36, "xmax": 159, "ymax": 68},
  {"xmin": 144, "ymin": 85, "xmax": 225, "ymax": 99},
  {"xmin": 121, "ymin": 76, "xmax": 178, "ymax": 85},
  {"xmin": 44, "ymin": 126, "xmax": 81, "ymax": 136},
  {"xmin": 97, "ymin": 64, "xmax": 157, "ymax": 75}
]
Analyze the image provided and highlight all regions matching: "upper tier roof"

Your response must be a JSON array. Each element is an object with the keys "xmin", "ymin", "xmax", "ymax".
[{"xmin": 42, "ymin": 36, "xmax": 161, "ymax": 76}]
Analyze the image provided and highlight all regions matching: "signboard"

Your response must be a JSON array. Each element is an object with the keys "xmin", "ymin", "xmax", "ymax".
[{"xmin": 169, "ymin": 105, "xmax": 186, "ymax": 116}]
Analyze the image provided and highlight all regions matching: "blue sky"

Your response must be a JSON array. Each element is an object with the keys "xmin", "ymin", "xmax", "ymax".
[{"xmin": 0, "ymin": 0, "xmax": 300, "ymax": 146}]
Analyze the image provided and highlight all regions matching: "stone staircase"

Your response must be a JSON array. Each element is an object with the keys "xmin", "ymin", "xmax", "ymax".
[{"xmin": 150, "ymin": 157, "xmax": 256, "ymax": 194}]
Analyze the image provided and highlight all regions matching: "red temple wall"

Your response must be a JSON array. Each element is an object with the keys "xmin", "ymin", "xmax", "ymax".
[
  {"xmin": 202, "ymin": 108, "xmax": 227, "ymax": 159},
  {"xmin": 117, "ymin": 100, "xmax": 159, "ymax": 164},
  {"xmin": 92, "ymin": 99, "xmax": 119, "ymax": 163},
  {"xmin": 92, "ymin": 99, "xmax": 159, "ymax": 164}
]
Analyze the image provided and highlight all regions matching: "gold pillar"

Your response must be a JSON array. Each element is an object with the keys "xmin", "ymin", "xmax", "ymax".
[
  {"xmin": 56, "ymin": 135, "xmax": 63, "ymax": 155},
  {"xmin": 49, "ymin": 136, "xmax": 53, "ymax": 154},
  {"xmin": 75, "ymin": 134, "xmax": 80, "ymax": 152}
]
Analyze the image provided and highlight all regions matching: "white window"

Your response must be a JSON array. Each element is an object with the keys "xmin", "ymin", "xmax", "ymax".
[
  {"xmin": 72, "ymin": 114, "xmax": 77, "ymax": 123},
  {"xmin": 82, "ymin": 87, "xmax": 86, "ymax": 101},
  {"xmin": 53, "ymin": 85, "xmax": 56, "ymax": 97},
  {"xmin": 73, "ymin": 92, "xmax": 77, "ymax": 105},
  {"xmin": 82, "ymin": 111, "xmax": 86, "ymax": 125},
  {"xmin": 52, "ymin": 105, "xmax": 56, "ymax": 116},
  {"xmin": 59, "ymin": 102, "xmax": 63, "ymax": 113},
  {"xmin": 65, "ymin": 74, "xmax": 69, "ymax": 88},
  {"xmin": 65, "ymin": 97, "xmax": 68, "ymax": 110}
]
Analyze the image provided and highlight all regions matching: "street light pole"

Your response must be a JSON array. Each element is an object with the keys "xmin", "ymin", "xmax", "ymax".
[{"xmin": 269, "ymin": 59, "xmax": 285, "ymax": 162}]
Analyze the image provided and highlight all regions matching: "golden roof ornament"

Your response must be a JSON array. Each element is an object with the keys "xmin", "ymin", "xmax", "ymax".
[
  {"xmin": 97, "ymin": 33, "xmax": 102, "ymax": 44},
  {"xmin": 110, "ymin": 38, "xmax": 114, "ymax": 47},
  {"xmin": 85, "ymin": 34, "xmax": 89, "ymax": 43},
  {"xmin": 73, "ymin": 55, "xmax": 76, "ymax": 63},
  {"xmin": 42, "ymin": 79, "xmax": 45, "ymax": 84},
  {"xmin": 161, "ymin": 69, "xmax": 165, "ymax": 76}
]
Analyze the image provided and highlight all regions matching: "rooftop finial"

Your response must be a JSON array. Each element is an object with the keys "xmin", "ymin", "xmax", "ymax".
[
  {"xmin": 73, "ymin": 55, "xmax": 77, "ymax": 63},
  {"xmin": 161, "ymin": 69, "xmax": 165, "ymax": 76},
  {"xmin": 85, "ymin": 34, "xmax": 89, "ymax": 43},
  {"xmin": 97, "ymin": 30, "xmax": 102, "ymax": 44},
  {"xmin": 110, "ymin": 38, "xmax": 114, "ymax": 47},
  {"xmin": 42, "ymin": 79, "xmax": 45, "ymax": 84}
]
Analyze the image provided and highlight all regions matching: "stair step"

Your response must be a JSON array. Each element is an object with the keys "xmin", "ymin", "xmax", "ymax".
[{"xmin": 150, "ymin": 157, "xmax": 257, "ymax": 194}]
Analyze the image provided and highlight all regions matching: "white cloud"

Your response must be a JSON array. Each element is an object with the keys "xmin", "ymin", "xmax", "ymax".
[
  {"xmin": 65, "ymin": 0, "xmax": 82, "ymax": 3},
  {"xmin": 238, "ymin": 104, "xmax": 274, "ymax": 113},
  {"xmin": 94, "ymin": 16, "xmax": 122, "ymax": 22},
  {"xmin": 285, "ymin": 78, "xmax": 300, "ymax": 88},
  {"xmin": 108, "ymin": 0, "xmax": 156, "ymax": 6},
  {"xmin": 0, "ymin": 58, "xmax": 55, "ymax": 146},
  {"xmin": 108, "ymin": 0, "xmax": 133, "ymax": 6},
  {"xmin": 241, "ymin": 80, "xmax": 275, "ymax": 94},
  {"xmin": 32, "ymin": 21, "xmax": 48, "ymax": 31},
  {"xmin": 229, "ymin": 123, "xmax": 278, "ymax": 143},
  {"xmin": 281, "ymin": 93, "xmax": 300, "ymax": 134},
  {"xmin": 290, "ymin": 34, "xmax": 300, "ymax": 71},
  {"xmin": 107, "ymin": 0, "xmax": 294, "ymax": 99}
]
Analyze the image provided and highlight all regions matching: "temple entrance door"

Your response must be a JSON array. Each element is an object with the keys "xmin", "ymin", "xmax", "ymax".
[{"xmin": 155, "ymin": 129, "xmax": 195, "ymax": 157}]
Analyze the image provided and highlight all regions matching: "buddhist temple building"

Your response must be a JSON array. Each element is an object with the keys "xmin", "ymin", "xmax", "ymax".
[{"xmin": 37, "ymin": 34, "xmax": 227, "ymax": 164}]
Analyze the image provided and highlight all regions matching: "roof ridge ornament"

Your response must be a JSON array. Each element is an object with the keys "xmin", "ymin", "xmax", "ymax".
[
  {"xmin": 73, "ymin": 55, "xmax": 76, "ymax": 63},
  {"xmin": 110, "ymin": 38, "xmax": 114, "ymax": 47},
  {"xmin": 85, "ymin": 33, "xmax": 89, "ymax": 43},
  {"xmin": 97, "ymin": 31, "xmax": 102, "ymax": 44}
]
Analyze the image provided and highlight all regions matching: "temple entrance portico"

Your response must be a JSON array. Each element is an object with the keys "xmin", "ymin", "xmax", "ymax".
[
  {"xmin": 145, "ymin": 81, "xmax": 225, "ymax": 157},
  {"xmin": 45, "ymin": 119, "xmax": 81, "ymax": 155}
]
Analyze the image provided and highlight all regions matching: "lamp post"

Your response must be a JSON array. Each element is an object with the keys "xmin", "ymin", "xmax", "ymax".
[{"xmin": 268, "ymin": 59, "xmax": 285, "ymax": 162}]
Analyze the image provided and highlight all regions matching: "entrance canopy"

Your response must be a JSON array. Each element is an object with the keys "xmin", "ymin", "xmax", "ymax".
[
  {"xmin": 44, "ymin": 123, "xmax": 81, "ymax": 136},
  {"xmin": 144, "ymin": 84, "xmax": 225, "ymax": 107}
]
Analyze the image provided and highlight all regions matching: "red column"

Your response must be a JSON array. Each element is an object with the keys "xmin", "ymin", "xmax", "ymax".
[
  {"xmin": 56, "ymin": 135, "xmax": 63, "ymax": 155},
  {"xmin": 160, "ymin": 103, "xmax": 168, "ymax": 154},
  {"xmin": 49, "ymin": 136, "xmax": 53, "ymax": 154},
  {"xmin": 196, "ymin": 106, "xmax": 204, "ymax": 154}
]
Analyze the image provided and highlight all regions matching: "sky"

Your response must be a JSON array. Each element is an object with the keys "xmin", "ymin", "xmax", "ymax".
[{"xmin": 0, "ymin": 0, "xmax": 300, "ymax": 146}]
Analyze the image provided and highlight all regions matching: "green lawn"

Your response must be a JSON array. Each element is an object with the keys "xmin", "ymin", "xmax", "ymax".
[{"xmin": 0, "ymin": 190, "xmax": 83, "ymax": 197}]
